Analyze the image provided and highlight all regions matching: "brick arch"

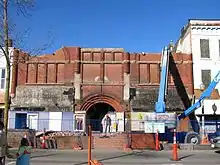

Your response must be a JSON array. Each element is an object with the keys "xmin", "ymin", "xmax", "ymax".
[{"xmin": 80, "ymin": 94, "xmax": 123, "ymax": 112}]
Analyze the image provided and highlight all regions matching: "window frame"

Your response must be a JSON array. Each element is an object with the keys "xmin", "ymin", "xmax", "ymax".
[
  {"xmin": 200, "ymin": 39, "xmax": 210, "ymax": 59},
  {"xmin": 201, "ymin": 69, "xmax": 211, "ymax": 89}
]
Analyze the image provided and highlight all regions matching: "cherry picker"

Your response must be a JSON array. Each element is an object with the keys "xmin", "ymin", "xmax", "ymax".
[{"xmin": 153, "ymin": 42, "xmax": 220, "ymax": 144}]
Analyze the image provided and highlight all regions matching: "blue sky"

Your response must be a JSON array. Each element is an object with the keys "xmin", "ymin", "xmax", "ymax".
[{"xmin": 10, "ymin": 0, "xmax": 220, "ymax": 54}]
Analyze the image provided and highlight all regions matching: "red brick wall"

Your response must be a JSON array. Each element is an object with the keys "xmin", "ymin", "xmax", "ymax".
[
  {"xmin": 94, "ymin": 134, "xmax": 127, "ymax": 149},
  {"xmin": 80, "ymin": 50, "xmax": 124, "ymax": 100},
  {"xmin": 54, "ymin": 133, "xmax": 155, "ymax": 150},
  {"xmin": 130, "ymin": 53, "xmax": 193, "ymax": 95},
  {"xmin": 14, "ymin": 47, "xmax": 79, "ymax": 87},
  {"xmin": 12, "ymin": 47, "xmax": 193, "ymax": 111}
]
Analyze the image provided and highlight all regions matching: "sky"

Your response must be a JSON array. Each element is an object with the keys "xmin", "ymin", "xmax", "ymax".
[{"xmin": 9, "ymin": 0, "xmax": 220, "ymax": 54}]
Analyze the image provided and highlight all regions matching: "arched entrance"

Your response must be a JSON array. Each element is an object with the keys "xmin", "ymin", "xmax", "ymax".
[
  {"xmin": 86, "ymin": 103, "xmax": 115, "ymax": 132},
  {"xmin": 80, "ymin": 94, "xmax": 124, "ymax": 132}
]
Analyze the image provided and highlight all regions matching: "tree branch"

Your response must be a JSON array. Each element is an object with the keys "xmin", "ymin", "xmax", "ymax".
[
  {"xmin": 0, "ymin": 44, "xmax": 10, "ymax": 66},
  {"xmin": 14, "ymin": 0, "xmax": 35, "ymax": 17}
]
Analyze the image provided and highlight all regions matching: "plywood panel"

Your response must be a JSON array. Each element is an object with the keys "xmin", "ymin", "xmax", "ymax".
[{"xmin": 49, "ymin": 112, "xmax": 62, "ymax": 131}]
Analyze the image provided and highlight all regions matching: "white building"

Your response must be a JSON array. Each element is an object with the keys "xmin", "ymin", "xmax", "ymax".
[
  {"xmin": 0, "ymin": 41, "xmax": 14, "ymax": 117},
  {"xmin": 175, "ymin": 19, "xmax": 220, "ymax": 132}
]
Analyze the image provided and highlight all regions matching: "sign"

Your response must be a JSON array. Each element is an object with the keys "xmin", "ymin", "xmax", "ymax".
[
  {"xmin": 145, "ymin": 112, "xmax": 177, "ymax": 129},
  {"xmin": 204, "ymin": 125, "xmax": 216, "ymax": 133},
  {"xmin": 144, "ymin": 122, "xmax": 165, "ymax": 133}
]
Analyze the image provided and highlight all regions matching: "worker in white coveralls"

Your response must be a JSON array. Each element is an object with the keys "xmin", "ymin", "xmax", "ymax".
[{"xmin": 102, "ymin": 114, "xmax": 111, "ymax": 134}]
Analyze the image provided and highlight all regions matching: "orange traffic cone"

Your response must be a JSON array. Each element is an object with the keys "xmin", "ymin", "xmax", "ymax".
[
  {"xmin": 171, "ymin": 129, "xmax": 179, "ymax": 161},
  {"xmin": 91, "ymin": 159, "xmax": 103, "ymax": 165},
  {"xmin": 201, "ymin": 133, "xmax": 209, "ymax": 144},
  {"xmin": 73, "ymin": 143, "xmax": 83, "ymax": 150},
  {"xmin": 123, "ymin": 144, "xmax": 132, "ymax": 152},
  {"xmin": 42, "ymin": 135, "xmax": 46, "ymax": 149},
  {"xmin": 155, "ymin": 129, "xmax": 160, "ymax": 151}
]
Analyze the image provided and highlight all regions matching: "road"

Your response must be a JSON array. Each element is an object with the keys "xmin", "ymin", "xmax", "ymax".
[{"xmin": 5, "ymin": 149, "xmax": 220, "ymax": 165}]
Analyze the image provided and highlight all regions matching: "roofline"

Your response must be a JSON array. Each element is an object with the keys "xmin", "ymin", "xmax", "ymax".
[{"xmin": 188, "ymin": 18, "xmax": 220, "ymax": 21}]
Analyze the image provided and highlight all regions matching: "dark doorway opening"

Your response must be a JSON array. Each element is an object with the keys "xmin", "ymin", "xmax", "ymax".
[{"xmin": 86, "ymin": 103, "xmax": 115, "ymax": 132}]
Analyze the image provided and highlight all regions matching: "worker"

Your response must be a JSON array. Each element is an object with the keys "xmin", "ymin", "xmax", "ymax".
[
  {"xmin": 104, "ymin": 114, "xmax": 111, "ymax": 134},
  {"xmin": 0, "ymin": 121, "xmax": 7, "ymax": 165}
]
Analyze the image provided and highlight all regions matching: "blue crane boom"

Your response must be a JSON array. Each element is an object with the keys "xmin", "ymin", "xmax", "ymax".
[
  {"xmin": 178, "ymin": 70, "xmax": 220, "ymax": 120},
  {"xmin": 155, "ymin": 46, "xmax": 170, "ymax": 113}
]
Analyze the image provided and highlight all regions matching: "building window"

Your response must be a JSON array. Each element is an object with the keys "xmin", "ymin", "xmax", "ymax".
[
  {"xmin": 0, "ymin": 68, "xmax": 5, "ymax": 89},
  {"xmin": 201, "ymin": 70, "xmax": 211, "ymax": 88},
  {"xmin": 200, "ymin": 39, "xmax": 210, "ymax": 58}
]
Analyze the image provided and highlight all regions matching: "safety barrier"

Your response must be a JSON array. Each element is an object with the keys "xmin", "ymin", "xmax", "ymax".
[{"xmin": 11, "ymin": 118, "xmax": 220, "ymax": 151}]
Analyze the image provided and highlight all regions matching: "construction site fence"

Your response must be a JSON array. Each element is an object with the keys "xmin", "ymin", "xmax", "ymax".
[
  {"xmin": 7, "ymin": 118, "xmax": 220, "ymax": 131},
  {"xmin": 8, "ymin": 118, "xmax": 220, "ymax": 143}
]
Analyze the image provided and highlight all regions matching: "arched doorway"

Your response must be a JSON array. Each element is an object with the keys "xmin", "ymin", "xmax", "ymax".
[
  {"xmin": 79, "ymin": 94, "xmax": 124, "ymax": 132},
  {"xmin": 86, "ymin": 103, "xmax": 115, "ymax": 132}
]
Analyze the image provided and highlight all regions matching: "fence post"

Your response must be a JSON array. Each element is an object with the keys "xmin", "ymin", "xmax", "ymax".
[{"xmin": 88, "ymin": 125, "xmax": 92, "ymax": 165}]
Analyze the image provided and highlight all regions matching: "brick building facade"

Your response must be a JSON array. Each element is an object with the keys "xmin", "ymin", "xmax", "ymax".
[{"xmin": 9, "ymin": 47, "xmax": 194, "ymax": 132}]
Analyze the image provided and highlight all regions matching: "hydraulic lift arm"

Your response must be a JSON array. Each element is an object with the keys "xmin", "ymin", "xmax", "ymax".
[
  {"xmin": 155, "ymin": 46, "xmax": 170, "ymax": 113},
  {"xmin": 178, "ymin": 70, "xmax": 220, "ymax": 120}
]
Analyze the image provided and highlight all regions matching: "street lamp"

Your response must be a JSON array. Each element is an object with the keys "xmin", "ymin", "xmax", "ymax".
[
  {"xmin": 212, "ymin": 103, "xmax": 217, "ymax": 115},
  {"xmin": 200, "ymin": 82, "xmax": 205, "ymax": 139}
]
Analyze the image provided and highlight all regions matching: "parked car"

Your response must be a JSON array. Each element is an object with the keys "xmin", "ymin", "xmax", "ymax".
[{"xmin": 210, "ymin": 136, "xmax": 220, "ymax": 149}]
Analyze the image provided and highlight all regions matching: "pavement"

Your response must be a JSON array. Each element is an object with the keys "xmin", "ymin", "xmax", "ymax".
[{"xmin": 5, "ymin": 149, "xmax": 220, "ymax": 165}]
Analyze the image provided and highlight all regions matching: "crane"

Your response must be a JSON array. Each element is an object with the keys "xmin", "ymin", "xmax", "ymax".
[{"xmin": 153, "ymin": 42, "xmax": 220, "ymax": 144}]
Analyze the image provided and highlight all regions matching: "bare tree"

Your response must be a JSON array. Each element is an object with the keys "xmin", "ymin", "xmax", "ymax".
[{"xmin": 0, "ymin": 0, "xmax": 53, "ymax": 144}]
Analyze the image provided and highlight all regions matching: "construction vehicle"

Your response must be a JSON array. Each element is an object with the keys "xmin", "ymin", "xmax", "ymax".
[
  {"xmin": 144, "ymin": 44, "xmax": 176, "ymax": 133},
  {"xmin": 149, "ymin": 42, "xmax": 220, "ymax": 145},
  {"xmin": 178, "ymin": 70, "xmax": 220, "ymax": 144}
]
